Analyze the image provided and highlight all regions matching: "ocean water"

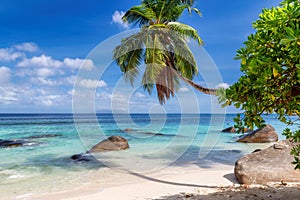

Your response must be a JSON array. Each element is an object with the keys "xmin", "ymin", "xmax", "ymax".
[{"xmin": 0, "ymin": 113, "xmax": 297, "ymax": 198}]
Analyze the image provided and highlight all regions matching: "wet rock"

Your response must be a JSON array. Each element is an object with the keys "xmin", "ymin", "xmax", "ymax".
[
  {"xmin": 0, "ymin": 140, "xmax": 24, "ymax": 148},
  {"xmin": 123, "ymin": 128, "xmax": 134, "ymax": 132},
  {"xmin": 235, "ymin": 140, "xmax": 300, "ymax": 184},
  {"xmin": 237, "ymin": 124, "xmax": 278, "ymax": 143},
  {"xmin": 70, "ymin": 153, "xmax": 92, "ymax": 162},
  {"xmin": 89, "ymin": 136, "xmax": 129, "ymax": 153}
]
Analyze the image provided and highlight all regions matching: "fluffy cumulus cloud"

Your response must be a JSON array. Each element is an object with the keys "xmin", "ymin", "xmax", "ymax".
[
  {"xmin": 0, "ymin": 42, "xmax": 101, "ymax": 111},
  {"xmin": 63, "ymin": 58, "xmax": 94, "ymax": 70},
  {"xmin": 78, "ymin": 78, "xmax": 107, "ymax": 89},
  {"xmin": 112, "ymin": 10, "xmax": 129, "ymax": 29},
  {"xmin": 0, "ymin": 48, "xmax": 24, "ymax": 62},
  {"xmin": 0, "ymin": 66, "xmax": 11, "ymax": 84},
  {"xmin": 13, "ymin": 42, "xmax": 39, "ymax": 52},
  {"xmin": 17, "ymin": 54, "xmax": 62, "ymax": 68},
  {"xmin": 216, "ymin": 83, "xmax": 230, "ymax": 89},
  {"xmin": 18, "ymin": 55, "xmax": 95, "ymax": 70}
]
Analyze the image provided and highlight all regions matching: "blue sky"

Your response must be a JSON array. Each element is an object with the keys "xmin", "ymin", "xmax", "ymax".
[{"xmin": 0, "ymin": 0, "xmax": 282, "ymax": 113}]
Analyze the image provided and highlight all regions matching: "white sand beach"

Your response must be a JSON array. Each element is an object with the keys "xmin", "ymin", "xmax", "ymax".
[
  {"xmin": 30, "ymin": 162, "xmax": 235, "ymax": 200},
  {"xmin": 28, "ymin": 160, "xmax": 300, "ymax": 200}
]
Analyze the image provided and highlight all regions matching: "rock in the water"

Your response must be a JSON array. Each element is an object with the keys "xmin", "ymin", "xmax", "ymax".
[
  {"xmin": 123, "ymin": 128, "xmax": 134, "ymax": 132},
  {"xmin": 222, "ymin": 127, "xmax": 236, "ymax": 133},
  {"xmin": 25, "ymin": 134, "xmax": 62, "ymax": 139},
  {"xmin": 222, "ymin": 127, "xmax": 252, "ymax": 133},
  {"xmin": 235, "ymin": 140, "xmax": 300, "ymax": 184},
  {"xmin": 88, "ymin": 136, "xmax": 129, "ymax": 153},
  {"xmin": 0, "ymin": 140, "xmax": 24, "ymax": 148},
  {"xmin": 70, "ymin": 153, "xmax": 92, "ymax": 162},
  {"xmin": 237, "ymin": 124, "xmax": 278, "ymax": 143}
]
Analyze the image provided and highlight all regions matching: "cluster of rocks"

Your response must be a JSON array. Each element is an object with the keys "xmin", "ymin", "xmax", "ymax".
[{"xmin": 222, "ymin": 124, "xmax": 278, "ymax": 143}]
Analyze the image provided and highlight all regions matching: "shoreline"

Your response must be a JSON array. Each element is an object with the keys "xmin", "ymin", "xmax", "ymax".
[{"xmin": 30, "ymin": 163, "xmax": 236, "ymax": 200}]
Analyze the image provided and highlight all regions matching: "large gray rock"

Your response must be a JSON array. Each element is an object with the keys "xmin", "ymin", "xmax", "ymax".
[
  {"xmin": 237, "ymin": 124, "xmax": 278, "ymax": 143},
  {"xmin": 89, "ymin": 136, "xmax": 129, "ymax": 153},
  {"xmin": 235, "ymin": 140, "xmax": 300, "ymax": 184}
]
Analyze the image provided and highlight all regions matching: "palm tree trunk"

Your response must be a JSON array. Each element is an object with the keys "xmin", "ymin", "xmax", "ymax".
[{"xmin": 171, "ymin": 68, "xmax": 217, "ymax": 95}]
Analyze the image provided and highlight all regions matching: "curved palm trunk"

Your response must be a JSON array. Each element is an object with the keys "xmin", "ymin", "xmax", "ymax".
[
  {"xmin": 179, "ymin": 74, "xmax": 217, "ymax": 95},
  {"xmin": 171, "ymin": 68, "xmax": 217, "ymax": 95}
]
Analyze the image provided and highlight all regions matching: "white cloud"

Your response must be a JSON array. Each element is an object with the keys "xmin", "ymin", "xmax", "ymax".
[
  {"xmin": 178, "ymin": 87, "xmax": 189, "ymax": 92},
  {"xmin": 78, "ymin": 79, "xmax": 107, "ymax": 89},
  {"xmin": 216, "ymin": 83, "xmax": 230, "ymax": 89},
  {"xmin": 135, "ymin": 92, "xmax": 146, "ymax": 98},
  {"xmin": 33, "ymin": 77, "xmax": 58, "ymax": 86},
  {"xmin": 0, "ymin": 66, "xmax": 11, "ymax": 85},
  {"xmin": 112, "ymin": 10, "xmax": 129, "ymax": 29},
  {"xmin": 63, "ymin": 58, "xmax": 94, "ymax": 70},
  {"xmin": 18, "ymin": 54, "xmax": 62, "ymax": 68},
  {"xmin": 33, "ymin": 95, "xmax": 62, "ymax": 106},
  {"xmin": 36, "ymin": 68, "xmax": 56, "ymax": 77},
  {"xmin": 0, "ymin": 87, "xmax": 18, "ymax": 104},
  {"xmin": 0, "ymin": 48, "xmax": 24, "ymax": 62},
  {"xmin": 13, "ymin": 42, "xmax": 39, "ymax": 52},
  {"xmin": 18, "ymin": 55, "xmax": 94, "ymax": 71}
]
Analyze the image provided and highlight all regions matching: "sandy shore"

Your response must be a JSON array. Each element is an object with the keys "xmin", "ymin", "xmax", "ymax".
[
  {"xmin": 26, "ymin": 160, "xmax": 300, "ymax": 200},
  {"xmin": 7, "ymin": 157, "xmax": 296, "ymax": 200},
  {"xmin": 30, "ymin": 162, "xmax": 235, "ymax": 200}
]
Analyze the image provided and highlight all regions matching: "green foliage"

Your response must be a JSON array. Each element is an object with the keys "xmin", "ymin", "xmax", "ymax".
[{"xmin": 219, "ymin": 0, "xmax": 300, "ymax": 168}]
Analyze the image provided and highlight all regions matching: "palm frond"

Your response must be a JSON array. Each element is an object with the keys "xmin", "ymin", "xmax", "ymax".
[
  {"xmin": 122, "ymin": 4, "xmax": 157, "ymax": 26},
  {"xmin": 166, "ymin": 22, "xmax": 203, "ymax": 45},
  {"xmin": 113, "ymin": 32, "xmax": 145, "ymax": 85}
]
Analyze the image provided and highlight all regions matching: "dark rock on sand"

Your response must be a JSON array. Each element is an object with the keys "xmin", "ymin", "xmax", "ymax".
[
  {"xmin": 235, "ymin": 140, "xmax": 300, "ymax": 184},
  {"xmin": 237, "ymin": 124, "xmax": 278, "ymax": 143},
  {"xmin": 0, "ymin": 139, "xmax": 24, "ymax": 148},
  {"xmin": 88, "ymin": 135, "xmax": 129, "ymax": 153}
]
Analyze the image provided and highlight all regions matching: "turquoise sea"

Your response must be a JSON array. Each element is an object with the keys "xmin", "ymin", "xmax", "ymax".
[{"xmin": 0, "ymin": 113, "xmax": 297, "ymax": 199}]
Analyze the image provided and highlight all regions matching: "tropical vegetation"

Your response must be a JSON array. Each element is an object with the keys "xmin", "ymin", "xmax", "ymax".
[{"xmin": 219, "ymin": 0, "xmax": 300, "ymax": 169}]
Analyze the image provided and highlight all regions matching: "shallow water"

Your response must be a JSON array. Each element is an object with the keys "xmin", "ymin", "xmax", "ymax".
[{"xmin": 0, "ymin": 113, "xmax": 297, "ymax": 199}]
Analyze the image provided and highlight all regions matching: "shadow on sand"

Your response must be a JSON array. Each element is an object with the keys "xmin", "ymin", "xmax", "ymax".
[{"xmin": 154, "ymin": 184, "xmax": 300, "ymax": 200}]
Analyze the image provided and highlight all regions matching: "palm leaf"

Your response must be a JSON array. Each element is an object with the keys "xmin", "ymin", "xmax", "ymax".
[
  {"xmin": 122, "ymin": 4, "xmax": 157, "ymax": 26},
  {"xmin": 166, "ymin": 22, "xmax": 203, "ymax": 45}
]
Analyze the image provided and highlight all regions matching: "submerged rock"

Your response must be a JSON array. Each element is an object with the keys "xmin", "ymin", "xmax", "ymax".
[
  {"xmin": 25, "ymin": 134, "xmax": 62, "ymax": 139},
  {"xmin": 123, "ymin": 128, "xmax": 134, "ymax": 132},
  {"xmin": 0, "ymin": 139, "xmax": 24, "ymax": 148},
  {"xmin": 70, "ymin": 153, "xmax": 92, "ymax": 162},
  {"xmin": 237, "ymin": 124, "xmax": 278, "ymax": 143},
  {"xmin": 235, "ymin": 140, "xmax": 300, "ymax": 184},
  {"xmin": 123, "ymin": 128, "xmax": 175, "ymax": 137},
  {"xmin": 89, "ymin": 135, "xmax": 129, "ymax": 153}
]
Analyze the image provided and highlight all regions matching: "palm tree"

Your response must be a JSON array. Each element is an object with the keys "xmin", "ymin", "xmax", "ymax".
[{"xmin": 113, "ymin": 0, "xmax": 216, "ymax": 104}]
